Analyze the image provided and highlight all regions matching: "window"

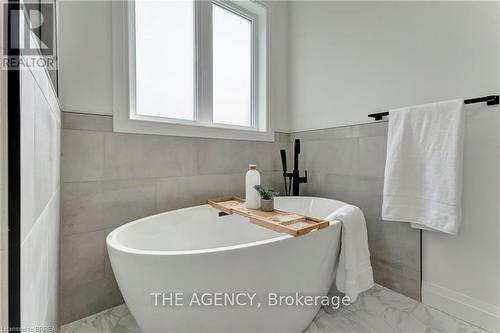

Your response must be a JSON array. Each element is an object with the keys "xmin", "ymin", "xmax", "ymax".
[
  {"xmin": 113, "ymin": 0, "xmax": 270, "ymax": 141},
  {"xmin": 212, "ymin": 3, "xmax": 252, "ymax": 127},
  {"xmin": 134, "ymin": 0, "xmax": 195, "ymax": 121}
]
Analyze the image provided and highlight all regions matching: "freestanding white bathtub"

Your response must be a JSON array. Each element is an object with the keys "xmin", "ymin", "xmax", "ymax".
[{"xmin": 107, "ymin": 196, "xmax": 346, "ymax": 333}]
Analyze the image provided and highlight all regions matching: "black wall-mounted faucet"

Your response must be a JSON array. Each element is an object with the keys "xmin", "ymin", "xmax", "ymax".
[
  {"xmin": 280, "ymin": 139, "xmax": 307, "ymax": 196},
  {"xmin": 292, "ymin": 139, "xmax": 308, "ymax": 196}
]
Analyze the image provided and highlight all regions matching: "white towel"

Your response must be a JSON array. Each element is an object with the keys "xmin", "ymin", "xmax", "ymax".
[
  {"xmin": 329, "ymin": 205, "xmax": 374, "ymax": 302},
  {"xmin": 382, "ymin": 99, "xmax": 465, "ymax": 235}
]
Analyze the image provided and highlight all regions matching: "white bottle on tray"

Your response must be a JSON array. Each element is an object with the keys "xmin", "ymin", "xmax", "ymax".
[{"xmin": 245, "ymin": 165, "xmax": 261, "ymax": 209}]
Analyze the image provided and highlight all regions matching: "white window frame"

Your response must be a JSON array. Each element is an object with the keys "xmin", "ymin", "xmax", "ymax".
[{"xmin": 112, "ymin": 0, "xmax": 272, "ymax": 141}]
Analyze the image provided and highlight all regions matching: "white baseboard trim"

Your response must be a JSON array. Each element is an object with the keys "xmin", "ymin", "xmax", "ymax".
[{"xmin": 422, "ymin": 282, "xmax": 500, "ymax": 333}]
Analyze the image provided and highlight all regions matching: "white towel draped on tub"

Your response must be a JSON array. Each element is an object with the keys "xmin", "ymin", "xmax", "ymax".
[
  {"xmin": 382, "ymin": 99, "xmax": 465, "ymax": 235},
  {"xmin": 329, "ymin": 205, "xmax": 373, "ymax": 302}
]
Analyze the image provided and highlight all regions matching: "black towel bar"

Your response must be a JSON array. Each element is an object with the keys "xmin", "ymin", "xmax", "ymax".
[{"xmin": 368, "ymin": 95, "xmax": 499, "ymax": 121}]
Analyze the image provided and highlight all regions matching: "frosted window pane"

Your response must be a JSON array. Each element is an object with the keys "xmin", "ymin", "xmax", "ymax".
[
  {"xmin": 135, "ymin": 0, "xmax": 194, "ymax": 120},
  {"xmin": 212, "ymin": 4, "xmax": 252, "ymax": 127}
]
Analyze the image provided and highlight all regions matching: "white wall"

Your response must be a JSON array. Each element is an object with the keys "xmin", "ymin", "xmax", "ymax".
[
  {"xmin": 289, "ymin": 2, "xmax": 500, "ymax": 331},
  {"xmin": 57, "ymin": 0, "xmax": 113, "ymax": 115},
  {"xmin": 20, "ymin": 55, "xmax": 61, "ymax": 329},
  {"xmin": 267, "ymin": 0, "xmax": 290, "ymax": 133},
  {"xmin": 289, "ymin": 1, "xmax": 500, "ymax": 132},
  {"xmin": 57, "ymin": 0, "xmax": 290, "ymax": 132},
  {"xmin": 422, "ymin": 105, "xmax": 500, "ymax": 332}
]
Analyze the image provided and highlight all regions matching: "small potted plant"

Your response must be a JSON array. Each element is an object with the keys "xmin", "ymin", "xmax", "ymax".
[{"xmin": 254, "ymin": 185, "xmax": 279, "ymax": 212}]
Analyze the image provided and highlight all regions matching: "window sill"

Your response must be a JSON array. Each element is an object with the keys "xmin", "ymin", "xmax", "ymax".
[{"xmin": 114, "ymin": 111, "xmax": 274, "ymax": 141}]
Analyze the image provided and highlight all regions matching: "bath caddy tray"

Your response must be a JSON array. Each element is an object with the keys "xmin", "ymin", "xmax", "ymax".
[{"xmin": 207, "ymin": 196, "xmax": 329, "ymax": 237}]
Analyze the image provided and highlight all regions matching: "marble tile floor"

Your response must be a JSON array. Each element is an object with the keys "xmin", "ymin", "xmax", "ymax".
[{"xmin": 61, "ymin": 284, "xmax": 490, "ymax": 333}]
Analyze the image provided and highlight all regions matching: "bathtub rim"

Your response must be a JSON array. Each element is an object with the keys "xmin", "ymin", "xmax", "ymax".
[{"xmin": 106, "ymin": 196, "xmax": 344, "ymax": 256}]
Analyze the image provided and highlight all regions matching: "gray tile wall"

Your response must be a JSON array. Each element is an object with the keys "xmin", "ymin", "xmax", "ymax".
[
  {"xmin": 60, "ymin": 112, "xmax": 289, "ymax": 324},
  {"xmin": 290, "ymin": 122, "xmax": 421, "ymax": 301}
]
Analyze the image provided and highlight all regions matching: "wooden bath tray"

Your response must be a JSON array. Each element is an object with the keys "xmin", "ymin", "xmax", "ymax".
[{"xmin": 207, "ymin": 196, "xmax": 329, "ymax": 237}]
